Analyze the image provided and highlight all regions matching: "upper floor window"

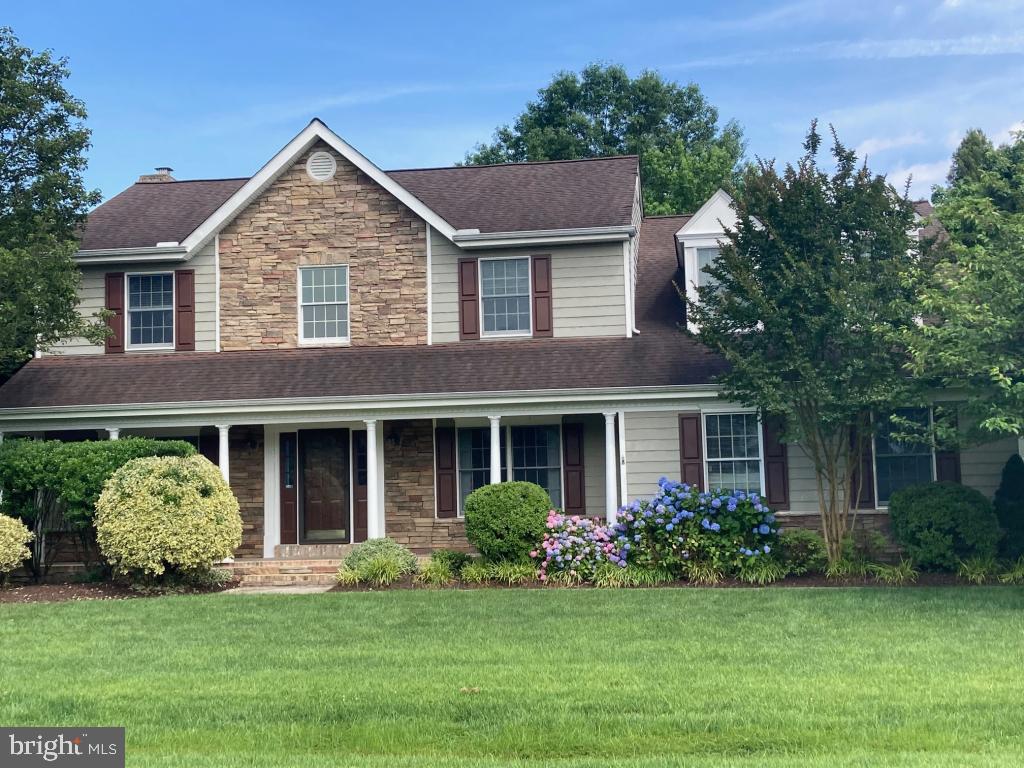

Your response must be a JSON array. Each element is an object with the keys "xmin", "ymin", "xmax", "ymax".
[
  {"xmin": 127, "ymin": 273, "xmax": 174, "ymax": 348},
  {"xmin": 874, "ymin": 408, "xmax": 934, "ymax": 505},
  {"xmin": 704, "ymin": 412, "xmax": 762, "ymax": 494},
  {"xmin": 696, "ymin": 247, "xmax": 720, "ymax": 290},
  {"xmin": 300, "ymin": 265, "xmax": 349, "ymax": 343},
  {"xmin": 480, "ymin": 257, "xmax": 531, "ymax": 336}
]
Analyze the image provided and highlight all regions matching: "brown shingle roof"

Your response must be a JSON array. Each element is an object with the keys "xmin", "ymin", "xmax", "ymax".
[
  {"xmin": 0, "ymin": 334, "xmax": 725, "ymax": 409},
  {"xmin": 635, "ymin": 215, "xmax": 691, "ymax": 332},
  {"xmin": 79, "ymin": 178, "xmax": 248, "ymax": 250},
  {"xmin": 78, "ymin": 156, "xmax": 640, "ymax": 251},
  {"xmin": 388, "ymin": 156, "xmax": 639, "ymax": 233}
]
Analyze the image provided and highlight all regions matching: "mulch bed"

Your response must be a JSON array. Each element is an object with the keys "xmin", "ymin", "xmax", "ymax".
[{"xmin": 0, "ymin": 582, "xmax": 136, "ymax": 604}]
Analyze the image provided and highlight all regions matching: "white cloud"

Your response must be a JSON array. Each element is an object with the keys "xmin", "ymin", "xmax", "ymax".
[
  {"xmin": 994, "ymin": 120, "xmax": 1024, "ymax": 145},
  {"xmin": 855, "ymin": 132, "xmax": 926, "ymax": 157},
  {"xmin": 888, "ymin": 159, "xmax": 951, "ymax": 198}
]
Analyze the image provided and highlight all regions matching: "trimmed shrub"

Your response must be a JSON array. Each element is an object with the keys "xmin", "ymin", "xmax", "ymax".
[
  {"xmin": 778, "ymin": 529, "xmax": 829, "ymax": 575},
  {"xmin": 95, "ymin": 455, "xmax": 241, "ymax": 578},
  {"xmin": 994, "ymin": 454, "xmax": 1024, "ymax": 559},
  {"xmin": 430, "ymin": 549, "xmax": 473, "ymax": 572},
  {"xmin": 0, "ymin": 514, "xmax": 33, "ymax": 580},
  {"xmin": 531, "ymin": 512, "xmax": 625, "ymax": 583},
  {"xmin": 343, "ymin": 538, "xmax": 418, "ymax": 577},
  {"xmin": 614, "ymin": 478, "xmax": 778, "ymax": 578},
  {"xmin": 888, "ymin": 482, "xmax": 1001, "ymax": 571},
  {"xmin": 463, "ymin": 481, "xmax": 550, "ymax": 563}
]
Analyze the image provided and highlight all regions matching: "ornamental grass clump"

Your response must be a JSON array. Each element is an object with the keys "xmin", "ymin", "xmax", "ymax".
[
  {"xmin": 614, "ymin": 477, "xmax": 779, "ymax": 580},
  {"xmin": 530, "ymin": 511, "xmax": 625, "ymax": 583},
  {"xmin": 95, "ymin": 455, "xmax": 242, "ymax": 580}
]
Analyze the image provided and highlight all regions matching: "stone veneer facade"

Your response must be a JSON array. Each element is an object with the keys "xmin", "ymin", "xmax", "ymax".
[
  {"xmin": 383, "ymin": 419, "xmax": 470, "ymax": 552},
  {"xmin": 229, "ymin": 424, "xmax": 265, "ymax": 558},
  {"xmin": 218, "ymin": 141, "xmax": 428, "ymax": 350}
]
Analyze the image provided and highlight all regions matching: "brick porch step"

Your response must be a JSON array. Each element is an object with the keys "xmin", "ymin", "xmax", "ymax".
[{"xmin": 225, "ymin": 558, "xmax": 342, "ymax": 587}]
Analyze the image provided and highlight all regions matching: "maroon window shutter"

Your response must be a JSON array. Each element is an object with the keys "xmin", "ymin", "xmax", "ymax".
[
  {"xmin": 435, "ymin": 426, "xmax": 458, "ymax": 518},
  {"xmin": 935, "ymin": 449, "xmax": 961, "ymax": 483},
  {"xmin": 851, "ymin": 427, "xmax": 876, "ymax": 509},
  {"xmin": 104, "ymin": 272, "xmax": 125, "ymax": 353},
  {"xmin": 531, "ymin": 254, "xmax": 553, "ymax": 337},
  {"xmin": 761, "ymin": 415, "xmax": 790, "ymax": 510},
  {"xmin": 678, "ymin": 413, "xmax": 705, "ymax": 490},
  {"xmin": 562, "ymin": 422, "xmax": 586, "ymax": 515},
  {"xmin": 175, "ymin": 269, "xmax": 195, "ymax": 351},
  {"xmin": 458, "ymin": 259, "xmax": 480, "ymax": 340}
]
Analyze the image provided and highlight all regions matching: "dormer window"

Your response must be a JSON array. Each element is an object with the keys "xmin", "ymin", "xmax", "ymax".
[{"xmin": 696, "ymin": 246, "xmax": 720, "ymax": 290}]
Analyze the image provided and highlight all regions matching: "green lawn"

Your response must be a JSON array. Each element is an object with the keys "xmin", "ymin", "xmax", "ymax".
[{"xmin": 1, "ymin": 588, "xmax": 1023, "ymax": 767}]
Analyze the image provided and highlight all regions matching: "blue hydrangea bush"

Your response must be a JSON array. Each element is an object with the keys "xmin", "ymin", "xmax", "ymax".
[
  {"xmin": 530, "ymin": 512, "xmax": 625, "ymax": 583},
  {"xmin": 614, "ymin": 477, "xmax": 779, "ymax": 578}
]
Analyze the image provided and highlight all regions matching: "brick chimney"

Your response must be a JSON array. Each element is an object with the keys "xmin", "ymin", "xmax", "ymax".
[{"xmin": 137, "ymin": 166, "xmax": 176, "ymax": 183}]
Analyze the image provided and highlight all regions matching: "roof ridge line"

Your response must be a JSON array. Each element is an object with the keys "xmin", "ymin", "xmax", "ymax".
[{"xmin": 387, "ymin": 155, "xmax": 640, "ymax": 173}]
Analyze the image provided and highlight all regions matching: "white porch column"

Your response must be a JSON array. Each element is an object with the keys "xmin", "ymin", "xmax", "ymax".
[
  {"xmin": 617, "ymin": 409, "xmax": 629, "ymax": 507},
  {"xmin": 488, "ymin": 415, "xmax": 502, "ymax": 484},
  {"xmin": 107, "ymin": 428, "xmax": 120, "ymax": 440},
  {"xmin": 365, "ymin": 420, "xmax": 384, "ymax": 539},
  {"xmin": 216, "ymin": 425, "xmax": 230, "ymax": 484},
  {"xmin": 603, "ymin": 412, "xmax": 618, "ymax": 524}
]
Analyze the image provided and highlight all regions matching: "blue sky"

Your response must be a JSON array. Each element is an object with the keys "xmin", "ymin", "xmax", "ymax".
[{"xmin": 7, "ymin": 0, "xmax": 1024, "ymax": 204}]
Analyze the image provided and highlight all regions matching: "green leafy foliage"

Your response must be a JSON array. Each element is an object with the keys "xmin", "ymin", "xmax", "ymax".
[
  {"xmin": 463, "ymin": 63, "xmax": 744, "ymax": 215},
  {"xmin": 994, "ymin": 454, "xmax": 1024, "ymax": 559},
  {"xmin": 430, "ymin": 549, "xmax": 473, "ymax": 572},
  {"xmin": 998, "ymin": 556, "xmax": 1024, "ymax": 585},
  {"xmin": 957, "ymin": 556, "xmax": 1000, "ymax": 585},
  {"xmin": 0, "ymin": 437, "xmax": 196, "ymax": 528},
  {"xmin": 889, "ymin": 482, "xmax": 1001, "ymax": 571},
  {"xmin": 868, "ymin": 559, "xmax": 919, "ymax": 586},
  {"xmin": 341, "ymin": 538, "xmax": 418, "ymax": 582},
  {"xmin": 0, "ymin": 27, "xmax": 106, "ymax": 375},
  {"xmin": 777, "ymin": 529, "xmax": 829, "ymax": 575},
  {"xmin": 463, "ymin": 481, "xmax": 550, "ymax": 563},
  {"xmin": 736, "ymin": 557, "xmax": 787, "ymax": 585},
  {"xmin": 486, "ymin": 561, "xmax": 537, "ymax": 586},
  {"xmin": 458, "ymin": 561, "xmax": 492, "ymax": 585},
  {"xmin": 415, "ymin": 558, "xmax": 455, "ymax": 587},
  {"xmin": 95, "ymin": 455, "xmax": 242, "ymax": 580},
  {"xmin": 687, "ymin": 122, "xmax": 921, "ymax": 562},
  {"xmin": 906, "ymin": 128, "xmax": 1024, "ymax": 439}
]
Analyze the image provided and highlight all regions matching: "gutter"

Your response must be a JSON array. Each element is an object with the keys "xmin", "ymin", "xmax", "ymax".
[
  {"xmin": 74, "ymin": 245, "xmax": 189, "ymax": 264},
  {"xmin": 453, "ymin": 225, "xmax": 636, "ymax": 249}
]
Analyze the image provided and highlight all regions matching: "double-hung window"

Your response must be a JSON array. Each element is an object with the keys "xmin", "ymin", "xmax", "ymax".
[
  {"xmin": 300, "ymin": 266, "xmax": 349, "ymax": 343},
  {"xmin": 480, "ymin": 258, "xmax": 531, "ymax": 336},
  {"xmin": 127, "ymin": 273, "xmax": 174, "ymax": 348},
  {"xmin": 704, "ymin": 413, "xmax": 762, "ymax": 494},
  {"xmin": 456, "ymin": 424, "xmax": 562, "ymax": 514},
  {"xmin": 696, "ymin": 247, "xmax": 720, "ymax": 290},
  {"xmin": 874, "ymin": 408, "xmax": 934, "ymax": 506}
]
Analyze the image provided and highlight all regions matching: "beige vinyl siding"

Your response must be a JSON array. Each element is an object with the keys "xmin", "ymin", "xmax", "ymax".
[
  {"xmin": 430, "ymin": 230, "xmax": 627, "ymax": 342},
  {"xmin": 960, "ymin": 435, "xmax": 1019, "ymax": 499},
  {"xmin": 623, "ymin": 410, "xmax": 683, "ymax": 500},
  {"xmin": 48, "ymin": 243, "xmax": 218, "ymax": 355}
]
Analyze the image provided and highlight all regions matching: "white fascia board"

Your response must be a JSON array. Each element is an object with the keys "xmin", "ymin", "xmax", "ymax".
[
  {"xmin": 453, "ymin": 225, "xmax": 635, "ymax": 249},
  {"xmin": 180, "ymin": 119, "xmax": 458, "ymax": 255},
  {"xmin": 73, "ymin": 246, "xmax": 189, "ymax": 264},
  {"xmin": 0, "ymin": 384, "xmax": 723, "ymax": 431}
]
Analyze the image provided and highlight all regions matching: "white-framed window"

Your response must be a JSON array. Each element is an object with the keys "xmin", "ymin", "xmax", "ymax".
[
  {"xmin": 873, "ymin": 407, "xmax": 935, "ymax": 506},
  {"xmin": 696, "ymin": 246, "xmax": 720, "ymax": 290},
  {"xmin": 480, "ymin": 257, "xmax": 531, "ymax": 336},
  {"xmin": 299, "ymin": 265, "xmax": 349, "ymax": 343},
  {"xmin": 127, "ymin": 272, "xmax": 174, "ymax": 348},
  {"xmin": 704, "ymin": 412, "xmax": 763, "ymax": 494},
  {"xmin": 455, "ymin": 424, "xmax": 562, "ymax": 514}
]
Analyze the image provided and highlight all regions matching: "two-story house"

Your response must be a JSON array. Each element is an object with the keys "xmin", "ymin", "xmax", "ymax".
[{"xmin": 0, "ymin": 119, "xmax": 1018, "ymax": 560}]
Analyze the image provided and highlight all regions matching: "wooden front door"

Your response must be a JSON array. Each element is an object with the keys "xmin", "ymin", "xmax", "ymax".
[
  {"xmin": 353, "ymin": 431, "xmax": 368, "ymax": 543},
  {"xmin": 279, "ymin": 432, "xmax": 298, "ymax": 545},
  {"xmin": 299, "ymin": 428, "xmax": 351, "ymax": 543}
]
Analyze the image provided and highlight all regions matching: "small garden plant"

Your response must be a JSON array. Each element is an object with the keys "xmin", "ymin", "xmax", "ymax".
[
  {"xmin": 0, "ymin": 514, "xmax": 33, "ymax": 583},
  {"xmin": 335, "ymin": 538, "xmax": 419, "ymax": 587}
]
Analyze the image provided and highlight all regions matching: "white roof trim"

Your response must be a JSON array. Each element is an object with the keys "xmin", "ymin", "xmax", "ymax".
[
  {"xmin": 453, "ymin": 225, "xmax": 636, "ymax": 249},
  {"xmin": 74, "ymin": 246, "xmax": 189, "ymax": 264},
  {"xmin": 180, "ymin": 119, "xmax": 458, "ymax": 254},
  {"xmin": 675, "ymin": 188, "xmax": 736, "ymax": 237}
]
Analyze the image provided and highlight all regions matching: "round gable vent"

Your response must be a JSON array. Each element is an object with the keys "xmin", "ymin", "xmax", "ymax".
[{"xmin": 306, "ymin": 151, "xmax": 337, "ymax": 182}]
